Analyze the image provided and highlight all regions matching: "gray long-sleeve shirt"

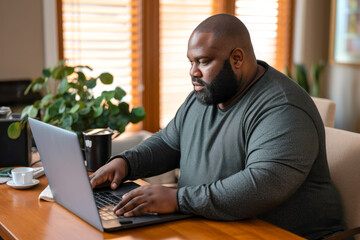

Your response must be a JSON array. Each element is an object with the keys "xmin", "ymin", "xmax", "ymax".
[{"xmin": 118, "ymin": 61, "xmax": 344, "ymax": 239}]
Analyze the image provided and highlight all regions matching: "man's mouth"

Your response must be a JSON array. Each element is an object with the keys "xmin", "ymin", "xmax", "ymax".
[{"xmin": 192, "ymin": 81, "xmax": 205, "ymax": 91}]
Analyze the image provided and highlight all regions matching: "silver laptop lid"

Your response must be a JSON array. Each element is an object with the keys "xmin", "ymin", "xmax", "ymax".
[{"xmin": 28, "ymin": 118, "xmax": 103, "ymax": 231}]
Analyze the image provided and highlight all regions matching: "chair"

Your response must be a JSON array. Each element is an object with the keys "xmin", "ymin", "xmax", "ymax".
[
  {"xmin": 324, "ymin": 127, "xmax": 360, "ymax": 240},
  {"xmin": 312, "ymin": 97, "xmax": 336, "ymax": 127},
  {"xmin": 112, "ymin": 130, "xmax": 153, "ymax": 155}
]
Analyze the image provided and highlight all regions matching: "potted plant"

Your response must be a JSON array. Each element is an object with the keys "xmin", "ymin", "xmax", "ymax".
[
  {"xmin": 7, "ymin": 60, "xmax": 146, "ymax": 142},
  {"xmin": 285, "ymin": 61, "xmax": 325, "ymax": 97}
]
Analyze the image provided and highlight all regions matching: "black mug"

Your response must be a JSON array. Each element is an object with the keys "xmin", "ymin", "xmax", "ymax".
[{"xmin": 83, "ymin": 128, "xmax": 113, "ymax": 172}]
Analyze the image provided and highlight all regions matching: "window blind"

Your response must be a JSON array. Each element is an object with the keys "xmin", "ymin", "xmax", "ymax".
[
  {"xmin": 235, "ymin": 0, "xmax": 293, "ymax": 72},
  {"xmin": 61, "ymin": 0, "xmax": 141, "ymax": 110},
  {"xmin": 159, "ymin": 0, "xmax": 214, "ymax": 128}
]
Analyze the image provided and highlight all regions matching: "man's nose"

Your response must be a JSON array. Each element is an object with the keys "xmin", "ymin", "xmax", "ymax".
[{"xmin": 189, "ymin": 63, "xmax": 202, "ymax": 78}]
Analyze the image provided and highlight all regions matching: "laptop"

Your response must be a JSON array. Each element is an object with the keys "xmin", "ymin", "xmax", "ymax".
[{"xmin": 28, "ymin": 118, "xmax": 190, "ymax": 232}]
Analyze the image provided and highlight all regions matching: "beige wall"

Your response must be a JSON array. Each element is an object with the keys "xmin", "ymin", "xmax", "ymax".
[
  {"xmin": 0, "ymin": 0, "xmax": 44, "ymax": 80},
  {"xmin": 327, "ymin": 63, "xmax": 360, "ymax": 132},
  {"xmin": 293, "ymin": 0, "xmax": 331, "ymax": 68},
  {"xmin": 294, "ymin": 0, "xmax": 360, "ymax": 132}
]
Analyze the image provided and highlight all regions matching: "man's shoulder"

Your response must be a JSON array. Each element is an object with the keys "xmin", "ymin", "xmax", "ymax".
[{"xmin": 250, "ymin": 63, "xmax": 310, "ymax": 106}]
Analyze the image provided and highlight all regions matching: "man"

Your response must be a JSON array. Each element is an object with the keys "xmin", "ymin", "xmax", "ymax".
[{"xmin": 90, "ymin": 14, "xmax": 345, "ymax": 239}]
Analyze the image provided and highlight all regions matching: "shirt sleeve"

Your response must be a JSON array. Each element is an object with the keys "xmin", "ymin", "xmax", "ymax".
[
  {"xmin": 117, "ymin": 129, "xmax": 181, "ymax": 180},
  {"xmin": 177, "ymin": 105, "xmax": 319, "ymax": 220},
  {"xmin": 116, "ymin": 94, "xmax": 190, "ymax": 180}
]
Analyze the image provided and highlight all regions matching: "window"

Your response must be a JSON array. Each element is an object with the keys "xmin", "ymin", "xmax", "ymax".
[
  {"xmin": 159, "ymin": 0, "xmax": 215, "ymax": 128},
  {"xmin": 60, "ymin": 0, "xmax": 142, "ymax": 130},
  {"xmin": 59, "ymin": 0, "xmax": 294, "ymax": 132},
  {"xmin": 235, "ymin": 0, "xmax": 294, "ymax": 72}
]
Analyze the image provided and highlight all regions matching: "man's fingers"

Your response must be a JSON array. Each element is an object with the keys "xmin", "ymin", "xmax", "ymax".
[
  {"xmin": 114, "ymin": 190, "xmax": 146, "ymax": 216},
  {"xmin": 114, "ymin": 185, "xmax": 178, "ymax": 217},
  {"xmin": 110, "ymin": 171, "xmax": 123, "ymax": 190},
  {"xmin": 123, "ymin": 202, "xmax": 149, "ymax": 217},
  {"xmin": 89, "ymin": 174, "xmax": 103, "ymax": 189},
  {"xmin": 89, "ymin": 168, "xmax": 107, "ymax": 188},
  {"xmin": 89, "ymin": 158, "xmax": 127, "ymax": 189},
  {"xmin": 113, "ymin": 190, "xmax": 133, "ymax": 213}
]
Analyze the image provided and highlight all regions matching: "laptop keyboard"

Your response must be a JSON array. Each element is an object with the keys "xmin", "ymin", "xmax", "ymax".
[{"xmin": 94, "ymin": 192, "xmax": 122, "ymax": 220}]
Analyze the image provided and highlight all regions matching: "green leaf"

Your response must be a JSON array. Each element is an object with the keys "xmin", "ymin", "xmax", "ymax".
[
  {"xmin": 99, "ymin": 73, "xmax": 113, "ymax": 85},
  {"xmin": 96, "ymin": 115, "xmax": 108, "ymax": 128},
  {"xmin": 58, "ymin": 102, "xmax": 66, "ymax": 113},
  {"xmin": 71, "ymin": 112, "xmax": 79, "ymax": 123},
  {"xmin": 109, "ymin": 115, "xmax": 129, "ymax": 134},
  {"xmin": 24, "ymin": 81, "xmax": 36, "ymax": 95},
  {"xmin": 79, "ymin": 107, "xmax": 91, "ymax": 115},
  {"xmin": 59, "ymin": 79, "xmax": 70, "ymax": 94},
  {"xmin": 21, "ymin": 105, "xmax": 32, "ymax": 119},
  {"xmin": 93, "ymin": 106, "xmax": 103, "ymax": 118},
  {"xmin": 8, "ymin": 122, "xmax": 22, "ymax": 139},
  {"xmin": 77, "ymin": 71, "xmax": 86, "ymax": 83},
  {"xmin": 114, "ymin": 87, "xmax": 126, "ymax": 101},
  {"xmin": 21, "ymin": 105, "xmax": 38, "ymax": 118},
  {"xmin": 28, "ymin": 105, "xmax": 39, "ymax": 118},
  {"xmin": 101, "ymin": 91, "xmax": 115, "ymax": 101},
  {"xmin": 108, "ymin": 102, "xmax": 120, "ymax": 115},
  {"xmin": 32, "ymin": 99, "xmax": 41, "ymax": 108},
  {"xmin": 34, "ymin": 77, "xmax": 45, "ymax": 84},
  {"xmin": 311, "ymin": 61, "xmax": 325, "ymax": 85},
  {"xmin": 310, "ymin": 61, "xmax": 325, "ymax": 97},
  {"xmin": 33, "ymin": 83, "xmax": 43, "ymax": 92},
  {"xmin": 25, "ymin": 77, "xmax": 44, "ymax": 95},
  {"xmin": 76, "ymin": 65, "xmax": 93, "ymax": 71},
  {"xmin": 53, "ymin": 98, "xmax": 65, "ymax": 108},
  {"xmin": 67, "ymin": 82, "xmax": 77, "ymax": 89},
  {"xmin": 118, "ymin": 102, "xmax": 130, "ymax": 115},
  {"xmin": 94, "ymin": 96, "xmax": 104, "ymax": 106},
  {"xmin": 63, "ymin": 92, "xmax": 76, "ymax": 103},
  {"xmin": 40, "ymin": 94, "xmax": 53, "ymax": 108},
  {"xmin": 47, "ymin": 99, "xmax": 64, "ymax": 117},
  {"xmin": 61, "ymin": 115, "xmax": 73, "ymax": 128},
  {"xmin": 130, "ymin": 107, "xmax": 146, "ymax": 123},
  {"xmin": 52, "ymin": 66, "xmax": 65, "ymax": 80},
  {"xmin": 42, "ymin": 68, "xmax": 51, "ymax": 77},
  {"xmin": 43, "ymin": 108, "xmax": 51, "ymax": 122},
  {"xmin": 48, "ymin": 105, "xmax": 59, "ymax": 117},
  {"xmin": 295, "ymin": 64, "xmax": 310, "ymax": 94},
  {"xmin": 65, "ymin": 66, "xmax": 74, "ymax": 76},
  {"xmin": 86, "ymin": 78, "xmax": 97, "ymax": 89},
  {"xmin": 70, "ymin": 104, "xmax": 80, "ymax": 113}
]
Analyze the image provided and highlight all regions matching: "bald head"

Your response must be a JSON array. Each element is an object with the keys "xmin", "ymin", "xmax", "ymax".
[
  {"xmin": 187, "ymin": 14, "xmax": 262, "ymax": 108},
  {"xmin": 191, "ymin": 14, "xmax": 255, "ymax": 60}
]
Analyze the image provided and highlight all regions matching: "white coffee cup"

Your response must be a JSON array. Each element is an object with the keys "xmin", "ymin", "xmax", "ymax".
[{"xmin": 11, "ymin": 168, "xmax": 34, "ymax": 185}]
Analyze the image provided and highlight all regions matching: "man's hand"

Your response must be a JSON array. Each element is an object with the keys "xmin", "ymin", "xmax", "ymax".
[
  {"xmin": 114, "ymin": 185, "xmax": 179, "ymax": 217},
  {"xmin": 89, "ymin": 157, "xmax": 128, "ymax": 190}
]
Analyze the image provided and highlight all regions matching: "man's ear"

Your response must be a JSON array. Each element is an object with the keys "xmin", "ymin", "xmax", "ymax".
[{"xmin": 230, "ymin": 48, "xmax": 245, "ymax": 69}]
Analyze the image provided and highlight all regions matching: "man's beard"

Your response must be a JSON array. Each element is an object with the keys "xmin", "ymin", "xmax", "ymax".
[{"xmin": 192, "ymin": 59, "xmax": 239, "ymax": 105}]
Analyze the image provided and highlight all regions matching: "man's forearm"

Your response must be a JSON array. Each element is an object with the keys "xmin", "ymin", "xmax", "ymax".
[{"xmin": 118, "ymin": 132, "xmax": 181, "ymax": 180}]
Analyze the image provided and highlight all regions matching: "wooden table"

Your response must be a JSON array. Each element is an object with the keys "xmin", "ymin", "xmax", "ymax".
[{"xmin": 0, "ymin": 176, "xmax": 305, "ymax": 240}]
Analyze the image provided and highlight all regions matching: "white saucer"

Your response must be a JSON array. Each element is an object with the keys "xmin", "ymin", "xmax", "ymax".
[{"xmin": 7, "ymin": 179, "xmax": 40, "ymax": 189}]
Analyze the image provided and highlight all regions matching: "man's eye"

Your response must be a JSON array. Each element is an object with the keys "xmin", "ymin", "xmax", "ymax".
[{"xmin": 199, "ymin": 61, "xmax": 208, "ymax": 65}]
